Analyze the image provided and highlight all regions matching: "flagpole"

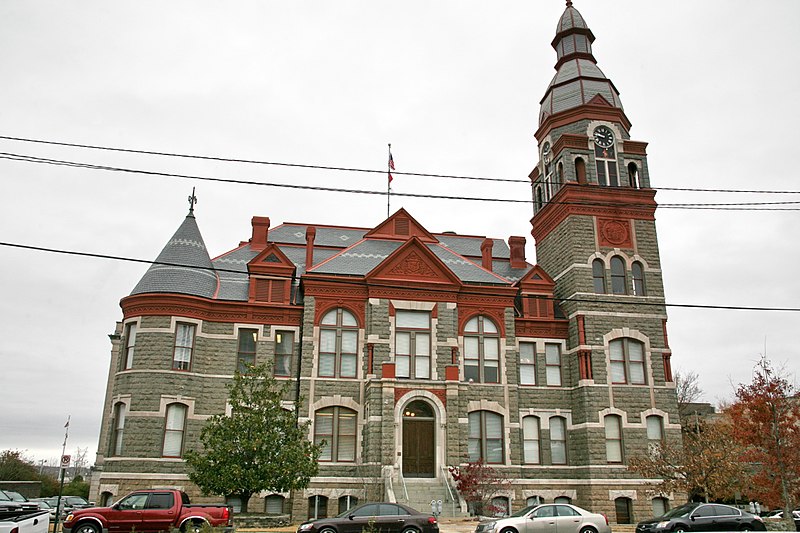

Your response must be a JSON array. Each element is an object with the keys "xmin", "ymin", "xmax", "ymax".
[
  {"xmin": 54, "ymin": 416, "xmax": 70, "ymax": 533},
  {"xmin": 387, "ymin": 143, "xmax": 391, "ymax": 218}
]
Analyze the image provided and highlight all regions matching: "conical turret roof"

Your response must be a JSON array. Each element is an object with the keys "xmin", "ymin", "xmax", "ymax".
[
  {"xmin": 539, "ymin": 1, "xmax": 623, "ymax": 126},
  {"xmin": 130, "ymin": 212, "xmax": 217, "ymax": 298}
]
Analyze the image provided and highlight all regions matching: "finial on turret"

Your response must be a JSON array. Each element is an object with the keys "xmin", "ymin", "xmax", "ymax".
[
  {"xmin": 188, "ymin": 187, "xmax": 198, "ymax": 215},
  {"xmin": 566, "ymin": 0, "xmax": 573, "ymax": 6}
]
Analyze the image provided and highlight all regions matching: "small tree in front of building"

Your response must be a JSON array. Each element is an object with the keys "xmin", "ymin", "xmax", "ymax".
[
  {"xmin": 185, "ymin": 364, "xmax": 322, "ymax": 512},
  {"xmin": 448, "ymin": 460, "xmax": 509, "ymax": 516}
]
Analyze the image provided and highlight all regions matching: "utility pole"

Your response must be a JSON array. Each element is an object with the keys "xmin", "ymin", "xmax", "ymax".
[{"xmin": 53, "ymin": 416, "xmax": 70, "ymax": 533}]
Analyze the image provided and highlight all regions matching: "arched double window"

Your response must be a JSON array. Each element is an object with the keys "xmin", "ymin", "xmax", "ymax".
[
  {"xmin": 265, "ymin": 495, "xmax": 285, "ymax": 515},
  {"xmin": 605, "ymin": 414, "xmax": 624, "ymax": 463},
  {"xmin": 549, "ymin": 416, "xmax": 567, "ymax": 465},
  {"xmin": 632, "ymin": 261, "xmax": 646, "ymax": 296},
  {"xmin": 468, "ymin": 411, "xmax": 504, "ymax": 464},
  {"xmin": 609, "ymin": 338, "xmax": 646, "ymax": 385},
  {"xmin": 610, "ymin": 256, "xmax": 627, "ymax": 294},
  {"xmin": 308, "ymin": 495, "xmax": 328, "ymax": 519},
  {"xmin": 464, "ymin": 315, "xmax": 500, "ymax": 383},
  {"xmin": 592, "ymin": 259, "xmax": 606, "ymax": 294},
  {"xmin": 628, "ymin": 162, "xmax": 640, "ymax": 189},
  {"xmin": 319, "ymin": 308, "xmax": 358, "ymax": 378},
  {"xmin": 315, "ymin": 406, "xmax": 357, "ymax": 462}
]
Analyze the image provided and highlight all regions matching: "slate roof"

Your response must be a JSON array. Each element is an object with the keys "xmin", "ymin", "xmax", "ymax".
[
  {"xmin": 131, "ymin": 214, "xmax": 532, "ymax": 301},
  {"xmin": 540, "ymin": 3, "xmax": 623, "ymax": 125},
  {"xmin": 131, "ymin": 214, "xmax": 218, "ymax": 298}
]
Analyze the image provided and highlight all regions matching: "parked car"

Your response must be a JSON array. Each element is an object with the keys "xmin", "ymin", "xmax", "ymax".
[
  {"xmin": 26, "ymin": 500, "xmax": 56, "ymax": 521},
  {"xmin": 636, "ymin": 502, "xmax": 766, "ymax": 532},
  {"xmin": 61, "ymin": 497, "xmax": 94, "ymax": 510},
  {"xmin": 474, "ymin": 503, "xmax": 611, "ymax": 533},
  {"xmin": 62, "ymin": 489, "xmax": 233, "ymax": 533},
  {"xmin": 297, "ymin": 502, "xmax": 439, "ymax": 533},
  {"xmin": 0, "ymin": 506, "xmax": 49, "ymax": 533},
  {"xmin": 763, "ymin": 510, "xmax": 800, "ymax": 531}
]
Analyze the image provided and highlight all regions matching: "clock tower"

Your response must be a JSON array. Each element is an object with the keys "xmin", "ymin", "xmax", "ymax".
[{"xmin": 530, "ymin": 0, "xmax": 679, "ymax": 505}]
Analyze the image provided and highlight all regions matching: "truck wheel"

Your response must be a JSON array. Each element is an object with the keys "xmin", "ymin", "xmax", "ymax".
[
  {"xmin": 182, "ymin": 520, "xmax": 206, "ymax": 533},
  {"xmin": 74, "ymin": 522, "xmax": 100, "ymax": 533}
]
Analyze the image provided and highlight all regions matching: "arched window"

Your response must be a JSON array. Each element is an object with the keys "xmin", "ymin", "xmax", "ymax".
[
  {"xmin": 652, "ymin": 497, "xmax": 669, "ymax": 517},
  {"xmin": 265, "ymin": 495, "xmax": 285, "ymax": 515},
  {"xmin": 464, "ymin": 315, "xmax": 500, "ymax": 383},
  {"xmin": 490, "ymin": 496, "xmax": 509, "ymax": 517},
  {"xmin": 522, "ymin": 416, "xmax": 541, "ymax": 464},
  {"xmin": 647, "ymin": 415, "xmax": 664, "ymax": 455},
  {"xmin": 556, "ymin": 162, "xmax": 564, "ymax": 188},
  {"xmin": 632, "ymin": 262, "xmax": 646, "ymax": 296},
  {"xmin": 111, "ymin": 402, "xmax": 126, "ymax": 457},
  {"xmin": 121, "ymin": 322, "xmax": 136, "ymax": 371},
  {"xmin": 315, "ymin": 406, "xmax": 357, "ymax": 462},
  {"xmin": 308, "ymin": 495, "xmax": 328, "ymax": 519},
  {"xmin": 100, "ymin": 492, "xmax": 114, "ymax": 507},
  {"xmin": 605, "ymin": 414, "xmax": 623, "ymax": 463},
  {"xmin": 162, "ymin": 403, "xmax": 187, "ymax": 457},
  {"xmin": 549, "ymin": 416, "xmax": 567, "ymax": 465},
  {"xmin": 319, "ymin": 308, "xmax": 358, "ymax": 378},
  {"xmin": 338, "ymin": 495, "xmax": 358, "ymax": 514},
  {"xmin": 610, "ymin": 256, "xmax": 627, "ymax": 294},
  {"xmin": 609, "ymin": 338, "xmax": 646, "ymax": 385},
  {"xmin": 468, "ymin": 411, "xmax": 504, "ymax": 464},
  {"xmin": 575, "ymin": 158, "xmax": 587, "ymax": 184},
  {"xmin": 615, "ymin": 497, "xmax": 633, "ymax": 524},
  {"xmin": 526, "ymin": 496, "xmax": 544, "ymax": 507},
  {"xmin": 592, "ymin": 259, "xmax": 606, "ymax": 294},
  {"xmin": 628, "ymin": 162, "xmax": 640, "ymax": 188},
  {"xmin": 554, "ymin": 496, "xmax": 572, "ymax": 504}
]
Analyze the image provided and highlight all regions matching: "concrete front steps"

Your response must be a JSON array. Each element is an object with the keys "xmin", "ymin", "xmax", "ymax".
[{"xmin": 399, "ymin": 478, "xmax": 469, "ymax": 519}]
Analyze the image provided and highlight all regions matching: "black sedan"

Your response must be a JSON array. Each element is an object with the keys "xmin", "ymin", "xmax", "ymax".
[
  {"xmin": 297, "ymin": 502, "xmax": 438, "ymax": 533},
  {"xmin": 636, "ymin": 503, "xmax": 766, "ymax": 532}
]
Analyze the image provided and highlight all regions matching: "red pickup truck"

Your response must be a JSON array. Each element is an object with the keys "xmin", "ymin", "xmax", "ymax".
[{"xmin": 62, "ymin": 490, "xmax": 233, "ymax": 533}]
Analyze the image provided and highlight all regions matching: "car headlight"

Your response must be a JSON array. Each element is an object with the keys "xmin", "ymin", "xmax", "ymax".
[
  {"xmin": 656, "ymin": 521, "xmax": 670, "ymax": 529},
  {"xmin": 298, "ymin": 523, "xmax": 314, "ymax": 531},
  {"xmin": 483, "ymin": 522, "xmax": 497, "ymax": 533},
  {"xmin": 65, "ymin": 514, "xmax": 74, "ymax": 523}
]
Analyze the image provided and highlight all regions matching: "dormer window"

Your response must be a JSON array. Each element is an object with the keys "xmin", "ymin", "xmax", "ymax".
[{"xmin": 593, "ymin": 126, "xmax": 618, "ymax": 186}]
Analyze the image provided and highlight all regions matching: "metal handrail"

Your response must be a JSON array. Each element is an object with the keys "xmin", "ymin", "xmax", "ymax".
[
  {"xmin": 441, "ymin": 466, "xmax": 457, "ymax": 517},
  {"xmin": 401, "ymin": 472, "xmax": 409, "ymax": 502}
]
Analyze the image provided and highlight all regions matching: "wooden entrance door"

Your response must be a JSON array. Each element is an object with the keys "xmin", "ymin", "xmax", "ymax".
[
  {"xmin": 403, "ymin": 418, "xmax": 435, "ymax": 477},
  {"xmin": 402, "ymin": 400, "xmax": 436, "ymax": 478}
]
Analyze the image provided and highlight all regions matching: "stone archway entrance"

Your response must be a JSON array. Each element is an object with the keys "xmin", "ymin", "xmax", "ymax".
[{"xmin": 402, "ymin": 400, "xmax": 435, "ymax": 477}]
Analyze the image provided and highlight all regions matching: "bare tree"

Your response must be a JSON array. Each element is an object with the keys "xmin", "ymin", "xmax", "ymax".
[
  {"xmin": 675, "ymin": 369, "xmax": 704, "ymax": 420},
  {"xmin": 72, "ymin": 447, "xmax": 88, "ymax": 479}
]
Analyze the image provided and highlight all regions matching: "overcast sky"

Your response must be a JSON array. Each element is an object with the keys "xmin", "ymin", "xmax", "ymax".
[{"xmin": 1, "ymin": 1, "xmax": 799, "ymax": 464}]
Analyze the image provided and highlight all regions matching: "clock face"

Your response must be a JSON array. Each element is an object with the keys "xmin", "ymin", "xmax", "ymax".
[{"xmin": 593, "ymin": 126, "xmax": 614, "ymax": 148}]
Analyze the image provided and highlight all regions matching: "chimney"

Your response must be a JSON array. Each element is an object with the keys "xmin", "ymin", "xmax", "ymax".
[
  {"xmin": 305, "ymin": 226, "xmax": 317, "ymax": 271},
  {"xmin": 251, "ymin": 216, "xmax": 270, "ymax": 250},
  {"xmin": 509, "ymin": 236, "xmax": 527, "ymax": 268},
  {"xmin": 480, "ymin": 238, "xmax": 493, "ymax": 271}
]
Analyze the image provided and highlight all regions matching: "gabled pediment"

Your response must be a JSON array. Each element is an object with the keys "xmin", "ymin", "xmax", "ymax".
[
  {"xmin": 247, "ymin": 243, "xmax": 296, "ymax": 277},
  {"xmin": 365, "ymin": 208, "xmax": 439, "ymax": 243},
  {"xmin": 516, "ymin": 265, "xmax": 555, "ymax": 293},
  {"xmin": 587, "ymin": 93, "xmax": 613, "ymax": 107},
  {"xmin": 366, "ymin": 237, "xmax": 461, "ymax": 287}
]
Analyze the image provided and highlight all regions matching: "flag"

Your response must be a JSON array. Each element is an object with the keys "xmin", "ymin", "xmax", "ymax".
[{"xmin": 388, "ymin": 151, "xmax": 395, "ymax": 183}]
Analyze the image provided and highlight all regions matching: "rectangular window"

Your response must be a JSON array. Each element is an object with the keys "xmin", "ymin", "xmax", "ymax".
[
  {"xmin": 173, "ymin": 323, "xmax": 195, "ymax": 371},
  {"xmin": 274, "ymin": 330, "xmax": 294, "ymax": 377},
  {"xmin": 519, "ymin": 342, "xmax": 536, "ymax": 385},
  {"xmin": 395, "ymin": 310, "xmax": 431, "ymax": 379},
  {"xmin": 523, "ymin": 416, "xmax": 540, "ymax": 464},
  {"xmin": 545, "ymin": 344, "xmax": 562, "ymax": 386},
  {"xmin": 605, "ymin": 415, "xmax": 623, "ymax": 463},
  {"xmin": 111, "ymin": 403, "xmax": 126, "ymax": 456},
  {"xmin": 162, "ymin": 404, "xmax": 187, "ymax": 457},
  {"xmin": 237, "ymin": 329, "xmax": 257, "ymax": 373},
  {"xmin": 122, "ymin": 323, "xmax": 137, "ymax": 370},
  {"xmin": 549, "ymin": 417, "xmax": 567, "ymax": 465}
]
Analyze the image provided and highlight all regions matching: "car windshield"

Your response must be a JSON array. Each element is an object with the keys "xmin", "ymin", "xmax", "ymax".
[
  {"xmin": 5, "ymin": 491, "xmax": 26, "ymax": 502},
  {"xmin": 0, "ymin": 492, "xmax": 11, "ymax": 502},
  {"xmin": 511, "ymin": 505, "xmax": 537, "ymax": 518},
  {"xmin": 660, "ymin": 504, "xmax": 695, "ymax": 519}
]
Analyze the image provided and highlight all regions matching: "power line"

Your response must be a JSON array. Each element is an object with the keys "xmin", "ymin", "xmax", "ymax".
[
  {"xmin": 3, "ymin": 152, "xmax": 800, "ymax": 211},
  {"xmin": 3, "ymin": 240, "xmax": 800, "ymax": 313},
  {"xmin": 2, "ymin": 134, "xmax": 800, "ymax": 195}
]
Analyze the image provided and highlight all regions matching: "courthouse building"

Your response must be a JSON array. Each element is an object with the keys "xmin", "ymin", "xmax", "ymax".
[{"xmin": 91, "ymin": 1, "xmax": 681, "ymax": 524}]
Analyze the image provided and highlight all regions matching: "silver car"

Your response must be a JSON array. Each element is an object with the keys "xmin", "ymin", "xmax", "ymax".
[{"xmin": 475, "ymin": 503, "xmax": 611, "ymax": 533}]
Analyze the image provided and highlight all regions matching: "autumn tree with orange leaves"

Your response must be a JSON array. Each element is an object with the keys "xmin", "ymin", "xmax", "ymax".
[{"xmin": 727, "ymin": 357, "xmax": 800, "ymax": 513}]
